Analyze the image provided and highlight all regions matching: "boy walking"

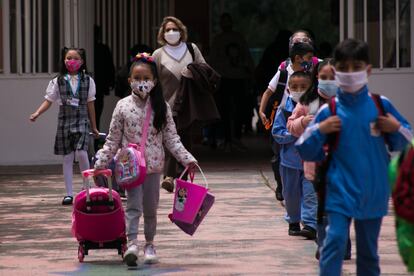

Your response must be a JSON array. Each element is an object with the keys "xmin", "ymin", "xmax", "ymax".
[{"xmin": 295, "ymin": 39, "xmax": 413, "ymax": 276}]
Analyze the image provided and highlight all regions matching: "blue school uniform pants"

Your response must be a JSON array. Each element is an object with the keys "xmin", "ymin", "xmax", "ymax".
[
  {"xmin": 320, "ymin": 212, "xmax": 382, "ymax": 276},
  {"xmin": 280, "ymin": 165, "xmax": 317, "ymax": 229}
]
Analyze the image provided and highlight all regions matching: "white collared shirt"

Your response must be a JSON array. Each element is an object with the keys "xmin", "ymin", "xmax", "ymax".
[{"xmin": 45, "ymin": 75, "xmax": 96, "ymax": 105}]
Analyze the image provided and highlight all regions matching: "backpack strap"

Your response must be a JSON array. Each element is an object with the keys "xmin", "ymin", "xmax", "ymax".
[
  {"xmin": 139, "ymin": 102, "xmax": 153, "ymax": 158},
  {"xmin": 264, "ymin": 69, "xmax": 288, "ymax": 130},
  {"xmin": 327, "ymin": 97, "xmax": 340, "ymax": 151},
  {"xmin": 279, "ymin": 61, "xmax": 286, "ymax": 71},
  {"xmin": 370, "ymin": 93, "xmax": 386, "ymax": 116},
  {"xmin": 370, "ymin": 93, "xmax": 391, "ymax": 146},
  {"xmin": 186, "ymin": 42, "xmax": 195, "ymax": 61}
]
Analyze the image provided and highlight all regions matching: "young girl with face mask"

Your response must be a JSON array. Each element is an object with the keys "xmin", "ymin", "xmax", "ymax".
[
  {"xmin": 94, "ymin": 53, "xmax": 197, "ymax": 267},
  {"xmin": 29, "ymin": 47, "xmax": 99, "ymax": 206},
  {"xmin": 152, "ymin": 16, "xmax": 206, "ymax": 193}
]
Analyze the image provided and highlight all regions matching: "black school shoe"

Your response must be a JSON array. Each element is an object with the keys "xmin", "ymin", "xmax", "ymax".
[
  {"xmin": 62, "ymin": 196, "xmax": 73, "ymax": 205},
  {"xmin": 275, "ymin": 189, "xmax": 284, "ymax": 201},
  {"xmin": 288, "ymin": 223, "xmax": 301, "ymax": 236},
  {"xmin": 299, "ymin": 225, "xmax": 317, "ymax": 240}
]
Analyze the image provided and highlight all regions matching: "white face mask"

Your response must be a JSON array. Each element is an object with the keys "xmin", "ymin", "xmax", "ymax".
[
  {"xmin": 335, "ymin": 70, "xmax": 368, "ymax": 93},
  {"xmin": 290, "ymin": 91, "xmax": 306, "ymax": 103},
  {"xmin": 131, "ymin": 80, "xmax": 155, "ymax": 98},
  {"xmin": 164, "ymin": 30, "xmax": 181, "ymax": 45}
]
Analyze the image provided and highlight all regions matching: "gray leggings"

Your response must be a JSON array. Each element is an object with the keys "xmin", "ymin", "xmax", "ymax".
[{"xmin": 125, "ymin": 173, "xmax": 161, "ymax": 242}]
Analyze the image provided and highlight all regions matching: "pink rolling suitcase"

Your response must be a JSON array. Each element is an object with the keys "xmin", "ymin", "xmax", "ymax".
[{"xmin": 72, "ymin": 169, "xmax": 126, "ymax": 262}]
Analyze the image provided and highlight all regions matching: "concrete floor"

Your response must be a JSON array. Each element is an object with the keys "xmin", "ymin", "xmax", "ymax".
[{"xmin": 0, "ymin": 135, "xmax": 410, "ymax": 275}]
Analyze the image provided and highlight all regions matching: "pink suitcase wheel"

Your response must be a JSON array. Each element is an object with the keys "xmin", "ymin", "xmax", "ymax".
[{"xmin": 78, "ymin": 245, "xmax": 85, "ymax": 262}]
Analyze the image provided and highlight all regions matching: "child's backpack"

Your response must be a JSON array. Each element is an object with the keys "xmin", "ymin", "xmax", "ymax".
[
  {"xmin": 114, "ymin": 103, "xmax": 152, "ymax": 190},
  {"xmin": 392, "ymin": 139, "xmax": 414, "ymax": 223},
  {"xmin": 264, "ymin": 69, "xmax": 288, "ymax": 130},
  {"xmin": 115, "ymin": 143, "xmax": 147, "ymax": 190}
]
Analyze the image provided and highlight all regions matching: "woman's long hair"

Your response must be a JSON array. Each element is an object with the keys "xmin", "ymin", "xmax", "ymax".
[{"xmin": 129, "ymin": 60, "xmax": 167, "ymax": 132}]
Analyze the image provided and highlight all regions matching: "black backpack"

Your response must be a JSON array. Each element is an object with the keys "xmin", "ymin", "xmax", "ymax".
[{"xmin": 264, "ymin": 70, "xmax": 288, "ymax": 130}]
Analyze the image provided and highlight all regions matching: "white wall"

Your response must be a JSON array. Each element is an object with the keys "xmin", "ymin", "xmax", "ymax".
[
  {"xmin": 0, "ymin": 71, "xmax": 413, "ymax": 166},
  {"xmin": 0, "ymin": 76, "xmax": 119, "ymax": 165},
  {"xmin": 369, "ymin": 71, "xmax": 414, "ymax": 127}
]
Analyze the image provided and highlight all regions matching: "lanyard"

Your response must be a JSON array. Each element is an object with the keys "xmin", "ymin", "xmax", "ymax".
[{"xmin": 65, "ymin": 73, "xmax": 81, "ymax": 97}]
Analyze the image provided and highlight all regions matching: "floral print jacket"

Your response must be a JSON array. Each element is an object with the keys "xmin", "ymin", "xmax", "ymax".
[{"xmin": 94, "ymin": 93, "xmax": 196, "ymax": 174}]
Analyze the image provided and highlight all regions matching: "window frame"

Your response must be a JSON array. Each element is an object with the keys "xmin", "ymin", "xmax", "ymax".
[{"xmin": 341, "ymin": 0, "xmax": 414, "ymax": 72}]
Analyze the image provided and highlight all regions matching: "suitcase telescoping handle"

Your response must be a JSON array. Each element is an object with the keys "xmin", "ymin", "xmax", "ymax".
[{"xmin": 82, "ymin": 169, "xmax": 114, "ymax": 211}]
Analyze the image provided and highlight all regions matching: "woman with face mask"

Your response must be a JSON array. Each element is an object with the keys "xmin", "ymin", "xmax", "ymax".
[{"xmin": 152, "ymin": 16, "xmax": 206, "ymax": 193}]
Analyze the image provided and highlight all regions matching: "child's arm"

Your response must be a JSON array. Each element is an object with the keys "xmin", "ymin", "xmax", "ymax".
[
  {"xmin": 259, "ymin": 70, "xmax": 281, "ymax": 125},
  {"xmin": 295, "ymin": 106, "xmax": 336, "ymax": 161},
  {"xmin": 94, "ymin": 102, "xmax": 124, "ymax": 169},
  {"xmin": 377, "ymin": 97, "xmax": 413, "ymax": 151},
  {"xmin": 162, "ymin": 104, "xmax": 197, "ymax": 167},
  {"xmin": 87, "ymin": 101, "xmax": 99, "ymax": 136},
  {"xmin": 287, "ymin": 103, "xmax": 314, "ymax": 137},
  {"xmin": 29, "ymin": 100, "xmax": 52, "ymax": 122},
  {"xmin": 272, "ymin": 107, "xmax": 297, "ymax": 144}
]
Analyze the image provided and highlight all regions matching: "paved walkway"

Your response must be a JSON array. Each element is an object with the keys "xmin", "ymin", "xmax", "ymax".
[{"xmin": 0, "ymin": 135, "xmax": 410, "ymax": 275}]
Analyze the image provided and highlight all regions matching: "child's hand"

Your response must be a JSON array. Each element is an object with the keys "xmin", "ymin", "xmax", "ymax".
[
  {"xmin": 29, "ymin": 112, "xmax": 39, "ymax": 122},
  {"xmin": 301, "ymin": 115, "xmax": 315, "ymax": 128},
  {"xmin": 259, "ymin": 111, "xmax": 269, "ymax": 126},
  {"xmin": 92, "ymin": 128, "xmax": 100, "ymax": 138},
  {"xmin": 187, "ymin": 162, "xmax": 198, "ymax": 172},
  {"xmin": 319, "ymin": 116, "xmax": 341, "ymax": 134},
  {"xmin": 377, "ymin": 113, "xmax": 401, "ymax": 133}
]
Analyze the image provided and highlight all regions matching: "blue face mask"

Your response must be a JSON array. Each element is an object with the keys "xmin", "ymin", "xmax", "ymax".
[
  {"xmin": 301, "ymin": 60, "xmax": 313, "ymax": 72},
  {"xmin": 318, "ymin": 80, "xmax": 338, "ymax": 98}
]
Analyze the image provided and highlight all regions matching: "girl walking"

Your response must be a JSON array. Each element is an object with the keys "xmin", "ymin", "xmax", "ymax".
[
  {"xmin": 94, "ymin": 53, "xmax": 197, "ymax": 266},
  {"xmin": 30, "ymin": 47, "xmax": 99, "ymax": 205}
]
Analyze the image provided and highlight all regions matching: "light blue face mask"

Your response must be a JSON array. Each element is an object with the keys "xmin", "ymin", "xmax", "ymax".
[{"xmin": 318, "ymin": 80, "xmax": 338, "ymax": 98}]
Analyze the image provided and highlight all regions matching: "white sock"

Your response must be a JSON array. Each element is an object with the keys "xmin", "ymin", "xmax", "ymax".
[
  {"xmin": 76, "ymin": 150, "xmax": 90, "ymax": 190},
  {"xmin": 76, "ymin": 150, "xmax": 90, "ymax": 172},
  {"xmin": 63, "ymin": 152, "xmax": 75, "ymax": 196}
]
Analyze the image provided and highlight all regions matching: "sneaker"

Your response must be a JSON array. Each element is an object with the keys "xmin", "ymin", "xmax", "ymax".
[
  {"xmin": 124, "ymin": 240, "xmax": 139, "ymax": 267},
  {"xmin": 143, "ymin": 244, "xmax": 158, "ymax": 264},
  {"xmin": 288, "ymin": 223, "xmax": 301, "ymax": 236},
  {"xmin": 161, "ymin": 177, "xmax": 174, "ymax": 193},
  {"xmin": 62, "ymin": 196, "xmax": 73, "ymax": 205},
  {"xmin": 299, "ymin": 225, "xmax": 317, "ymax": 240}
]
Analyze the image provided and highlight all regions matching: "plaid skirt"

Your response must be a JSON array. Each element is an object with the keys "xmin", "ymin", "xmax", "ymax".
[{"xmin": 54, "ymin": 106, "xmax": 90, "ymax": 155}]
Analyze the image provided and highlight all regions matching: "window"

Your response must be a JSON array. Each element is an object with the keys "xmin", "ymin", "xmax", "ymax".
[
  {"xmin": 1, "ymin": 0, "xmax": 61, "ymax": 74},
  {"xmin": 353, "ymin": 0, "xmax": 411, "ymax": 69},
  {"xmin": 95, "ymin": 0, "xmax": 172, "ymax": 69}
]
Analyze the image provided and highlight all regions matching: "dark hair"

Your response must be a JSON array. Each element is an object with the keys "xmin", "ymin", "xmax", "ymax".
[
  {"xmin": 289, "ymin": 42, "xmax": 314, "ymax": 62},
  {"xmin": 289, "ymin": 70, "xmax": 312, "ymax": 83},
  {"xmin": 333, "ymin": 39, "xmax": 370, "ymax": 64},
  {"xmin": 300, "ymin": 58, "xmax": 333, "ymax": 105},
  {"xmin": 129, "ymin": 60, "xmax": 167, "ymax": 132},
  {"xmin": 58, "ymin": 47, "xmax": 88, "ymax": 80},
  {"xmin": 289, "ymin": 30, "xmax": 312, "ymax": 44}
]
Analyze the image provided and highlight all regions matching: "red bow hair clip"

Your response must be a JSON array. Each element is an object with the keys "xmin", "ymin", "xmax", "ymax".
[{"xmin": 132, "ymin": 52, "xmax": 155, "ymax": 63}]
